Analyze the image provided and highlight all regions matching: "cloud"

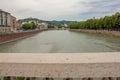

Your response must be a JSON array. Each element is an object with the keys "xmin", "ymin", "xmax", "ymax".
[
  {"xmin": 0, "ymin": 0, "xmax": 120, "ymax": 21},
  {"xmin": 77, "ymin": 0, "xmax": 120, "ymax": 20}
]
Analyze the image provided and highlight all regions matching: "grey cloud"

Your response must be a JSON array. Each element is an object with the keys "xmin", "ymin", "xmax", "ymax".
[
  {"xmin": 0, "ymin": 0, "xmax": 119, "ymax": 21},
  {"xmin": 77, "ymin": 0, "xmax": 120, "ymax": 20}
]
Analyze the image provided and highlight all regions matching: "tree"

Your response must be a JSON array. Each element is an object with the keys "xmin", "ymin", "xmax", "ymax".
[
  {"xmin": 22, "ymin": 22, "xmax": 36, "ymax": 30},
  {"xmin": 68, "ymin": 12, "xmax": 120, "ymax": 31},
  {"xmin": 31, "ymin": 22, "xmax": 37, "ymax": 29}
]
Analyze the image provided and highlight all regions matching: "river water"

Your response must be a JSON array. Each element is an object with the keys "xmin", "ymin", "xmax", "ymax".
[{"xmin": 0, "ymin": 30, "xmax": 120, "ymax": 53}]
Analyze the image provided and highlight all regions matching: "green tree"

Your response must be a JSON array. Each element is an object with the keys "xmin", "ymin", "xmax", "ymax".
[
  {"xmin": 22, "ymin": 22, "xmax": 36, "ymax": 30},
  {"xmin": 31, "ymin": 22, "xmax": 37, "ymax": 29},
  {"xmin": 68, "ymin": 12, "xmax": 120, "ymax": 31},
  {"xmin": 48, "ymin": 24, "xmax": 55, "ymax": 28}
]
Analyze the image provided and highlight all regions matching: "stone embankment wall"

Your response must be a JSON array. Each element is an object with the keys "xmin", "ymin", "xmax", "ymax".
[
  {"xmin": 0, "ymin": 30, "xmax": 46, "ymax": 44},
  {"xmin": 70, "ymin": 29, "xmax": 120, "ymax": 36}
]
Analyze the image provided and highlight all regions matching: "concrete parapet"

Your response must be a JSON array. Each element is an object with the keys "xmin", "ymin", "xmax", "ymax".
[{"xmin": 0, "ymin": 52, "xmax": 120, "ymax": 78}]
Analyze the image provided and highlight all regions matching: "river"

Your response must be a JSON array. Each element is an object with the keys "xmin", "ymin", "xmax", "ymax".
[{"xmin": 0, "ymin": 30, "xmax": 120, "ymax": 53}]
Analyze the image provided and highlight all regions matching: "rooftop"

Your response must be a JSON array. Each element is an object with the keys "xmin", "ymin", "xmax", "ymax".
[{"xmin": 0, "ymin": 9, "xmax": 10, "ymax": 14}]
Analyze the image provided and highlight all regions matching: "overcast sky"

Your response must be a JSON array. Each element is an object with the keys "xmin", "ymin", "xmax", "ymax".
[{"xmin": 0, "ymin": 0, "xmax": 120, "ymax": 21}]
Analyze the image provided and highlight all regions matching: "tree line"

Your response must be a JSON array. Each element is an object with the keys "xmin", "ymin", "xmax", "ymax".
[
  {"xmin": 69, "ymin": 12, "xmax": 120, "ymax": 31},
  {"xmin": 47, "ymin": 20, "xmax": 75, "ymax": 28}
]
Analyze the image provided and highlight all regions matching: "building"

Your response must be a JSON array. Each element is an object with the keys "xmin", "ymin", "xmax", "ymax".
[
  {"xmin": 0, "ymin": 10, "xmax": 17, "ymax": 32},
  {"xmin": 10, "ymin": 15, "xmax": 17, "ymax": 32},
  {"xmin": 64, "ymin": 23, "xmax": 68, "ymax": 28},
  {"xmin": 37, "ymin": 22, "xmax": 48, "ymax": 30},
  {"xmin": 0, "ymin": 9, "xmax": 11, "ymax": 32},
  {"xmin": 16, "ymin": 21, "xmax": 22, "ymax": 30}
]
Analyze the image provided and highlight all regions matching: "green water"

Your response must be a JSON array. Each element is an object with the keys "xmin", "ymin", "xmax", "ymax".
[{"xmin": 0, "ymin": 30, "xmax": 120, "ymax": 53}]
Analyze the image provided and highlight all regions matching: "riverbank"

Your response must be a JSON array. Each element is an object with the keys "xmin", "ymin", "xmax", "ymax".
[
  {"xmin": 0, "ymin": 29, "xmax": 47, "ymax": 44},
  {"xmin": 70, "ymin": 29, "xmax": 120, "ymax": 36}
]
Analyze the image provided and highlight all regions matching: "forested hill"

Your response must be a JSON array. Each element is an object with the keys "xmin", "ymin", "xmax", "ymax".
[
  {"xmin": 18, "ymin": 18, "xmax": 76, "ymax": 28},
  {"xmin": 18, "ymin": 18, "xmax": 42, "ymax": 23},
  {"xmin": 46, "ymin": 20, "xmax": 76, "ymax": 28},
  {"xmin": 69, "ymin": 12, "xmax": 120, "ymax": 31}
]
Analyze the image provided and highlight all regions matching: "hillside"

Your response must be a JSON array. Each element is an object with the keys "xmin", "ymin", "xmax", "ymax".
[{"xmin": 18, "ymin": 18, "xmax": 76, "ymax": 28}]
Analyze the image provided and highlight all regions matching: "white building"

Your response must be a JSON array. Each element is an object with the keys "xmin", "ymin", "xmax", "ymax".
[
  {"xmin": 0, "ymin": 9, "xmax": 11, "ymax": 32},
  {"xmin": 37, "ymin": 22, "xmax": 48, "ymax": 30}
]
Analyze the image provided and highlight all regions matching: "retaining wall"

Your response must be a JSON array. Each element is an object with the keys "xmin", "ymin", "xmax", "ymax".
[{"xmin": 0, "ymin": 30, "xmax": 46, "ymax": 44}]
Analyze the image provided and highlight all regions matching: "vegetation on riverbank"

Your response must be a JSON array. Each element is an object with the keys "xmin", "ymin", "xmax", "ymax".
[
  {"xmin": 22, "ymin": 22, "xmax": 36, "ymax": 30},
  {"xmin": 69, "ymin": 12, "xmax": 120, "ymax": 31},
  {"xmin": 18, "ymin": 18, "xmax": 75, "ymax": 29}
]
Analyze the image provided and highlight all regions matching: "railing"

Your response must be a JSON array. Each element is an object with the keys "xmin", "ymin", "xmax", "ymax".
[{"xmin": 0, "ymin": 52, "xmax": 120, "ymax": 80}]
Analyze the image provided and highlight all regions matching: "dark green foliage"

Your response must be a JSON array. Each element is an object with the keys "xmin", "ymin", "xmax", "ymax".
[
  {"xmin": 18, "ymin": 18, "xmax": 40, "ymax": 23},
  {"xmin": 31, "ymin": 22, "xmax": 37, "ymax": 29},
  {"xmin": 22, "ymin": 22, "xmax": 36, "ymax": 30},
  {"xmin": 17, "ymin": 77, "xmax": 25, "ymax": 80},
  {"xmin": 69, "ymin": 12, "xmax": 120, "ymax": 31},
  {"xmin": 47, "ymin": 20, "xmax": 76, "ymax": 28},
  {"xmin": 48, "ymin": 24, "xmax": 54, "ymax": 28},
  {"xmin": 3, "ymin": 77, "xmax": 7, "ymax": 80}
]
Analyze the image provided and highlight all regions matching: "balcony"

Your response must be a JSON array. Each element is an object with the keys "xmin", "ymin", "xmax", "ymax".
[{"xmin": 0, "ymin": 52, "xmax": 120, "ymax": 80}]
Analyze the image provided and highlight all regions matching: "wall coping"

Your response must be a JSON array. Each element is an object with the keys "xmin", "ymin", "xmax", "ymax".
[{"xmin": 0, "ymin": 52, "xmax": 120, "ymax": 77}]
